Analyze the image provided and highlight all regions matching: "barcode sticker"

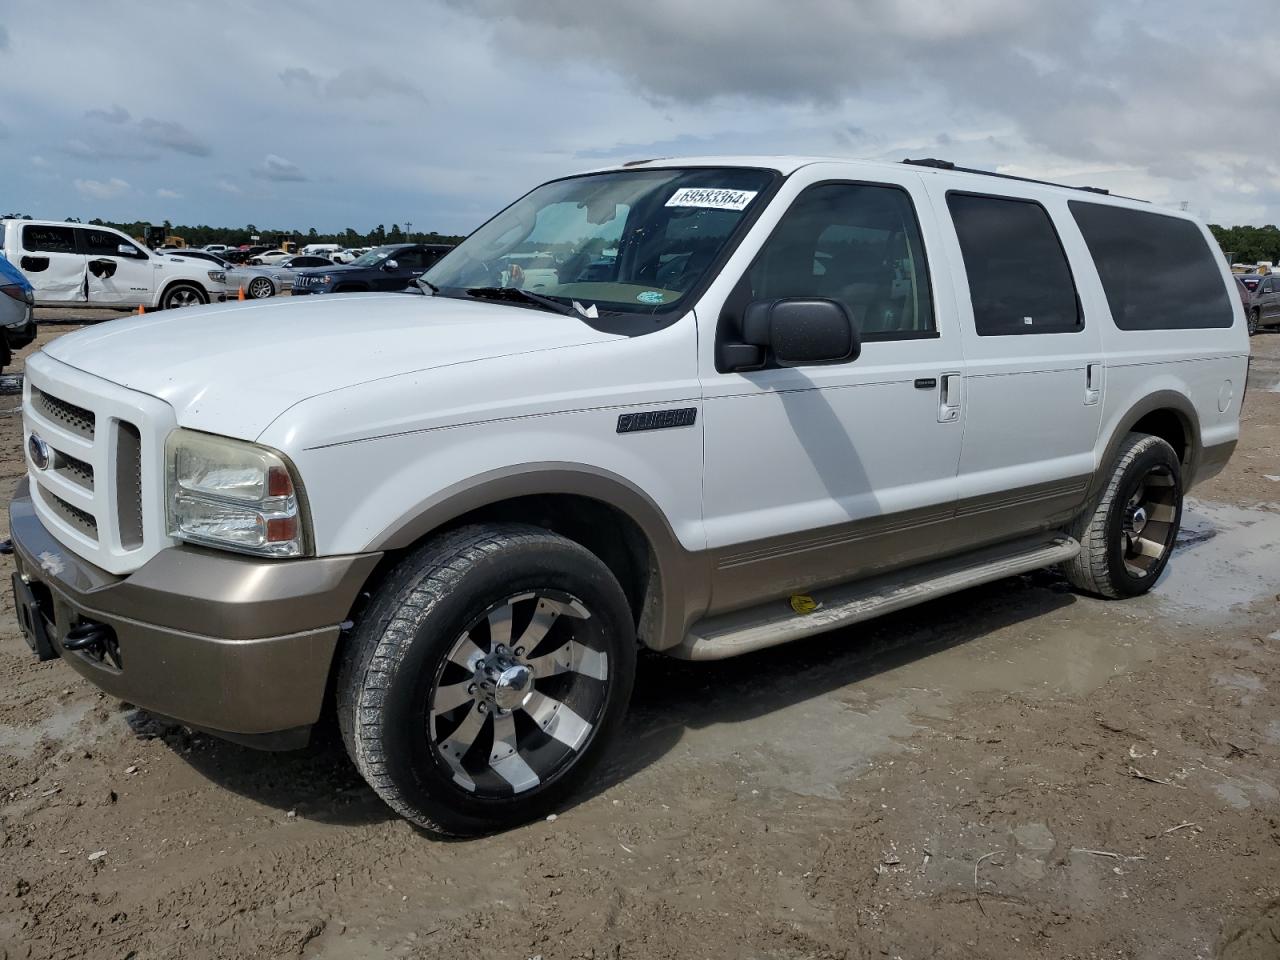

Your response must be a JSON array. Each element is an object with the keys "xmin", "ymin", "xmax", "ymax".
[{"xmin": 665, "ymin": 187, "xmax": 758, "ymax": 211}]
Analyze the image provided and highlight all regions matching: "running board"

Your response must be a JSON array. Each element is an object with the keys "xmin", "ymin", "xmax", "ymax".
[{"xmin": 675, "ymin": 534, "xmax": 1080, "ymax": 661}]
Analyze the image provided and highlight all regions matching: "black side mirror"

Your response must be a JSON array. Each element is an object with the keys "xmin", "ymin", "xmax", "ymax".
[{"xmin": 737, "ymin": 298, "xmax": 860, "ymax": 368}]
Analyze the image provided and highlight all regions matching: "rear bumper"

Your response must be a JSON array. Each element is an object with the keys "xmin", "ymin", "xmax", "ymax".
[
  {"xmin": 4, "ymin": 314, "xmax": 36, "ymax": 350},
  {"xmin": 9, "ymin": 479, "xmax": 381, "ymax": 747}
]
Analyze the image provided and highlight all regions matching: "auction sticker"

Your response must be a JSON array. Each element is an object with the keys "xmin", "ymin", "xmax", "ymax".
[
  {"xmin": 665, "ymin": 187, "xmax": 758, "ymax": 211},
  {"xmin": 636, "ymin": 290, "xmax": 666, "ymax": 304}
]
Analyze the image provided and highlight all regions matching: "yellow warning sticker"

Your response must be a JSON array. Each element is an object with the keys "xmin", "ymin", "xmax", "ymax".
[{"xmin": 790, "ymin": 594, "xmax": 818, "ymax": 615}]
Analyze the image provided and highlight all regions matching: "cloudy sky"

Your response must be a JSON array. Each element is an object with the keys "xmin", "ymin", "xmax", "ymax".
[{"xmin": 0, "ymin": 0, "xmax": 1276, "ymax": 235}]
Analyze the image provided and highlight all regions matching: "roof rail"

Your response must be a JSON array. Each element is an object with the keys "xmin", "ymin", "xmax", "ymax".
[{"xmin": 901, "ymin": 157, "xmax": 1147, "ymax": 203}]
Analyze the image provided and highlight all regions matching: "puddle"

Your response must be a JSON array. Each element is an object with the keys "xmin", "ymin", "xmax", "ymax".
[
  {"xmin": 1148, "ymin": 499, "xmax": 1280, "ymax": 621},
  {"xmin": 0, "ymin": 700, "xmax": 94, "ymax": 755}
]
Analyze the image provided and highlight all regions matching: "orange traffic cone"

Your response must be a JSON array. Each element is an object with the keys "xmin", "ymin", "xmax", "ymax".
[
  {"xmin": 137, "ymin": 304, "xmax": 145, "ymax": 315},
  {"xmin": 237, "ymin": 285, "xmax": 245, "ymax": 301}
]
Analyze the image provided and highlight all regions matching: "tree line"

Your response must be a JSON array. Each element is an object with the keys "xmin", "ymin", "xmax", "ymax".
[
  {"xmin": 1208, "ymin": 224, "xmax": 1280, "ymax": 265},
  {"xmin": 0, "ymin": 213, "xmax": 464, "ymax": 249}
]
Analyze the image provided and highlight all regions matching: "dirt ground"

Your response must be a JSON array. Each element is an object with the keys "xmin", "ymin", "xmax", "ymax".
[{"xmin": 1, "ymin": 310, "xmax": 1279, "ymax": 960}]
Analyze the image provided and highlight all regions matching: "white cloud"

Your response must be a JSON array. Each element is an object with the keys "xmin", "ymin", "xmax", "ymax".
[
  {"xmin": 73, "ymin": 177, "xmax": 130, "ymax": 200},
  {"xmin": 215, "ymin": 179, "xmax": 242, "ymax": 195},
  {"xmin": 30, "ymin": 155, "xmax": 49, "ymax": 168},
  {"xmin": 253, "ymin": 154, "xmax": 306, "ymax": 182},
  {"xmin": 156, "ymin": 187, "xmax": 182, "ymax": 199}
]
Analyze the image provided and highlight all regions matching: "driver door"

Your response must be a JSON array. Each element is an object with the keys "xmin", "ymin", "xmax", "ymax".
[{"xmin": 80, "ymin": 228, "xmax": 156, "ymax": 307}]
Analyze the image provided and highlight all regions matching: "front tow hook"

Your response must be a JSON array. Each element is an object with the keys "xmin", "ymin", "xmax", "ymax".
[{"xmin": 63, "ymin": 622, "xmax": 122, "ymax": 669}]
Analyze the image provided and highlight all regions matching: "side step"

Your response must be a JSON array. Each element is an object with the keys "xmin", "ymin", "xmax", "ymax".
[{"xmin": 674, "ymin": 534, "xmax": 1080, "ymax": 661}]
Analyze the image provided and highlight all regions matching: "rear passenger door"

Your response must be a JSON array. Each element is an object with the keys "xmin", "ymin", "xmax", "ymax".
[
  {"xmin": 699, "ymin": 167, "xmax": 968, "ymax": 610},
  {"xmin": 18, "ymin": 225, "xmax": 86, "ymax": 304},
  {"xmin": 926, "ymin": 185, "xmax": 1104, "ymax": 546}
]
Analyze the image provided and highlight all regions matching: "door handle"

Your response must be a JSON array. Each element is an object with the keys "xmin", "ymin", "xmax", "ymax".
[
  {"xmin": 938, "ymin": 372, "xmax": 962, "ymax": 423},
  {"xmin": 1085, "ymin": 362, "xmax": 1103, "ymax": 406}
]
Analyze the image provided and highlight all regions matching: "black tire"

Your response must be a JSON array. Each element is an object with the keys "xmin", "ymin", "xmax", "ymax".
[
  {"xmin": 161, "ymin": 283, "xmax": 208, "ymax": 310},
  {"xmin": 1248, "ymin": 308, "xmax": 1260, "ymax": 336},
  {"xmin": 337, "ymin": 523, "xmax": 636, "ymax": 835},
  {"xmin": 1063, "ymin": 433, "xmax": 1183, "ymax": 599},
  {"xmin": 247, "ymin": 277, "xmax": 275, "ymax": 299}
]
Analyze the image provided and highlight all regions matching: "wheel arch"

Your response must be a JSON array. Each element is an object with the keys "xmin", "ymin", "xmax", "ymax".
[
  {"xmin": 357, "ymin": 465, "xmax": 707, "ymax": 653},
  {"xmin": 1089, "ymin": 390, "xmax": 1200, "ymax": 503},
  {"xmin": 158, "ymin": 277, "xmax": 210, "ymax": 307}
]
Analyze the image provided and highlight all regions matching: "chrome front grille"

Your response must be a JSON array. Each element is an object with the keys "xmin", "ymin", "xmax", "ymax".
[
  {"xmin": 31, "ymin": 386, "xmax": 96, "ymax": 439},
  {"xmin": 23, "ymin": 354, "xmax": 176, "ymax": 575}
]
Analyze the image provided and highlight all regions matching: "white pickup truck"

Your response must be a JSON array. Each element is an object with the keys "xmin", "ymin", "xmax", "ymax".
[
  {"xmin": 9, "ymin": 157, "xmax": 1248, "ymax": 834},
  {"xmin": 0, "ymin": 219, "xmax": 230, "ymax": 310}
]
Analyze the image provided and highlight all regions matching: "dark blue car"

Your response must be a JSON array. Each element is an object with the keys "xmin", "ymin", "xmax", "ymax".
[
  {"xmin": 292, "ymin": 243, "xmax": 452, "ymax": 295},
  {"xmin": 0, "ymin": 255, "xmax": 36, "ymax": 371}
]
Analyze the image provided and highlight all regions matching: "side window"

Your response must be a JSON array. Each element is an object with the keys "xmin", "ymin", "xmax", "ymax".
[
  {"xmin": 1069, "ymin": 201, "xmax": 1233, "ymax": 330},
  {"xmin": 1263, "ymin": 279, "xmax": 1273, "ymax": 294},
  {"xmin": 746, "ymin": 183, "xmax": 935, "ymax": 339},
  {"xmin": 947, "ymin": 193, "xmax": 1081, "ymax": 335},
  {"xmin": 81, "ymin": 229, "xmax": 146, "ymax": 259},
  {"xmin": 22, "ymin": 225, "xmax": 77, "ymax": 254},
  {"xmin": 394, "ymin": 249, "xmax": 427, "ymax": 270}
]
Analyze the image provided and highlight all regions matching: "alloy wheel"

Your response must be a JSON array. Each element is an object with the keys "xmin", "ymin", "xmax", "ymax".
[
  {"xmin": 1119, "ymin": 464, "xmax": 1178, "ymax": 578},
  {"xmin": 428, "ymin": 591, "xmax": 609, "ymax": 796}
]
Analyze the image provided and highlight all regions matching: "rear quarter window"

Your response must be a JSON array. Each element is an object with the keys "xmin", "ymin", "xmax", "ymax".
[
  {"xmin": 1069, "ymin": 202, "xmax": 1234, "ymax": 330},
  {"xmin": 23, "ymin": 224, "xmax": 77, "ymax": 254}
]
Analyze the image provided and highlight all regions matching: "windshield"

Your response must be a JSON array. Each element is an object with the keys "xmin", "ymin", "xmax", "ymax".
[
  {"xmin": 423, "ymin": 167, "xmax": 775, "ymax": 313},
  {"xmin": 348, "ymin": 245, "xmax": 400, "ymax": 268}
]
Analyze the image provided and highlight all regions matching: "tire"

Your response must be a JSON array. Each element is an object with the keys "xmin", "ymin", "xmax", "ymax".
[
  {"xmin": 1063, "ymin": 432, "xmax": 1183, "ymax": 599},
  {"xmin": 1248, "ymin": 308, "xmax": 1260, "ymax": 336},
  {"xmin": 247, "ymin": 277, "xmax": 275, "ymax": 299},
  {"xmin": 161, "ymin": 283, "xmax": 208, "ymax": 310},
  {"xmin": 337, "ymin": 523, "xmax": 636, "ymax": 835}
]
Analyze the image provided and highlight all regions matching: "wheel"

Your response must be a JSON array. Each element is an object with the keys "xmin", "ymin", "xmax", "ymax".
[
  {"xmin": 247, "ymin": 277, "xmax": 275, "ymax": 299},
  {"xmin": 1063, "ymin": 432, "xmax": 1183, "ymax": 599},
  {"xmin": 1248, "ymin": 308, "xmax": 1260, "ymax": 336},
  {"xmin": 337, "ymin": 523, "xmax": 636, "ymax": 835},
  {"xmin": 161, "ymin": 283, "xmax": 207, "ymax": 310}
]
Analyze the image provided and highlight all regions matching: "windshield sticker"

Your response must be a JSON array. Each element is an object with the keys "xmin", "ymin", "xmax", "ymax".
[
  {"xmin": 665, "ymin": 187, "xmax": 758, "ymax": 211},
  {"xmin": 636, "ymin": 290, "xmax": 666, "ymax": 304}
]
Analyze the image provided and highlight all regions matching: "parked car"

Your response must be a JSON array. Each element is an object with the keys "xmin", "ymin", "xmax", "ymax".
[
  {"xmin": 227, "ymin": 255, "xmax": 335, "ymax": 299},
  {"xmin": 1246, "ymin": 273, "xmax": 1280, "ymax": 334},
  {"xmin": 203, "ymin": 244, "xmax": 231, "ymax": 254},
  {"xmin": 1238, "ymin": 273, "xmax": 1263, "ymax": 292},
  {"xmin": 161, "ymin": 249, "xmax": 231, "ymax": 268},
  {"xmin": 8, "ymin": 157, "xmax": 1246, "ymax": 835},
  {"xmin": 291, "ymin": 243, "xmax": 452, "ymax": 295},
  {"xmin": 247, "ymin": 249, "xmax": 293, "ymax": 267},
  {"xmin": 0, "ymin": 254, "xmax": 36, "ymax": 371},
  {"xmin": 0, "ymin": 219, "xmax": 231, "ymax": 309}
]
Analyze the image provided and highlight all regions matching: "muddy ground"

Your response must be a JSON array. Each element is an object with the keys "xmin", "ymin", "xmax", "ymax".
[{"xmin": 1, "ymin": 309, "xmax": 1278, "ymax": 960}]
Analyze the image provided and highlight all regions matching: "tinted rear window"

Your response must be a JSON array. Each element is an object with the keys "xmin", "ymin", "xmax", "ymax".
[
  {"xmin": 23, "ymin": 224, "xmax": 77, "ymax": 254},
  {"xmin": 947, "ymin": 193, "xmax": 1082, "ymax": 335},
  {"xmin": 1069, "ymin": 201, "xmax": 1233, "ymax": 330}
]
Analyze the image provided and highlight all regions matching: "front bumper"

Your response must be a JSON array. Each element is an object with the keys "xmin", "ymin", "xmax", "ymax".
[{"xmin": 9, "ymin": 479, "xmax": 381, "ymax": 748}]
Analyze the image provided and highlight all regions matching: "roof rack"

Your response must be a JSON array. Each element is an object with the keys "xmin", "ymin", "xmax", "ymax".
[{"xmin": 901, "ymin": 157, "xmax": 1147, "ymax": 203}]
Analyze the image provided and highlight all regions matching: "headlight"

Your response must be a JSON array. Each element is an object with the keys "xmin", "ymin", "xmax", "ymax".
[
  {"xmin": 165, "ymin": 429, "xmax": 310, "ymax": 558},
  {"xmin": 208, "ymin": 270, "xmax": 227, "ymax": 284}
]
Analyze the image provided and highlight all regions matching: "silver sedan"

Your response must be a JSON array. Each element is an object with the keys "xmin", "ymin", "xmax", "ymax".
[{"xmin": 227, "ymin": 255, "xmax": 335, "ymax": 299}]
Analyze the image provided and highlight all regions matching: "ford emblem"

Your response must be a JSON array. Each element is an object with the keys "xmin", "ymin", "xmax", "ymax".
[{"xmin": 27, "ymin": 434, "xmax": 51, "ymax": 471}]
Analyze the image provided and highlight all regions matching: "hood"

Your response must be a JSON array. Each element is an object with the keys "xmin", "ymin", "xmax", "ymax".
[{"xmin": 43, "ymin": 292, "xmax": 620, "ymax": 439}]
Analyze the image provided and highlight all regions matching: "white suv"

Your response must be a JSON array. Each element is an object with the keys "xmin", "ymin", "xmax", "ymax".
[
  {"xmin": 8, "ymin": 157, "xmax": 1248, "ymax": 834},
  {"xmin": 0, "ymin": 219, "xmax": 230, "ymax": 310}
]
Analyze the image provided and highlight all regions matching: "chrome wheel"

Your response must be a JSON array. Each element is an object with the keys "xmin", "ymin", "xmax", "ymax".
[
  {"xmin": 164, "ymin": 286, "xmax": 203, "ymax": 309},
  {"xmin": 248, "ymin": 277, "xmax": 274, "ymax": 299},
  {"xmin": 1120, "ymin": 465, "xmax": 1178, "ymax": 578},
  {"xmin": 429, "ymin": 591, "xmax": 609, "ymax": 796}
]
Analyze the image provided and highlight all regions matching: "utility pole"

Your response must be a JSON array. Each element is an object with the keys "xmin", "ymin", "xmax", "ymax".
[{"xmin": 406, "ymin": 221, "xmax": 413, "ymax": 242}]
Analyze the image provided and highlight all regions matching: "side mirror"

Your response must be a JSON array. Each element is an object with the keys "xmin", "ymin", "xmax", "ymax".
[
  {"xmin": 383, "ymin": 259, "xmax": 399, "ymax": 270},
  {"xmin": 117, "ymin": 244, "xmax": 136, "ymax": 256},
  {"xmin": 738, "ymin": 298, "xmax": 860, "ymax": 368}
]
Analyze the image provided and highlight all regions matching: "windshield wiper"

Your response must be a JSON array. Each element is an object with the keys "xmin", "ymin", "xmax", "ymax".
[{"xmin": 465, "ymin": 286, "xmax": 577, "ymax": 317}]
